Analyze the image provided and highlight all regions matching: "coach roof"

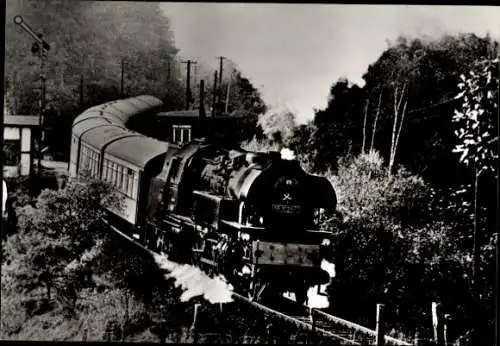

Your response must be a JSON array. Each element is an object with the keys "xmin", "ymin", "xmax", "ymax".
[
  {"xmin": 105, "ymin": 135, "xmax": 168, "ymax": 169},
  {"xmin": 73, "ymin": 117, "xmax": 118, "ymax": 139},
  {"xmin": 81, "ymin": 125, "xmax": 138, "ymax": 151}
]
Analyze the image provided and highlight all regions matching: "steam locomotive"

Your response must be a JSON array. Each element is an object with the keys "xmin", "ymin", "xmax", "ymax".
[{"xmin": 69, "ymin": 95, "xmax": 337, "ymax": 304}]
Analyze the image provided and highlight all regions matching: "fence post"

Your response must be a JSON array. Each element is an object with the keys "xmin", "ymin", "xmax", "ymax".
[
  {"xmin": 375, "ymin": 303, "xmax": 385, "ymax": 346},
  {"xmin": 432, "ymin": 302, "xmax": 445, "ymax": 346},
  {"xmin": 443, "ymin": 314, "xmax": 450, "ymax": 346},
  {"xmin": 191, "ymin": 303, "xmax": 200, "ymax": 344},
  {"xmin": 413, "ymin": 331, "xmax": 421, "ymax": 346},
  {"xmin": 310, "ymin": 308, "xmax": 317, "ymax": 345}
]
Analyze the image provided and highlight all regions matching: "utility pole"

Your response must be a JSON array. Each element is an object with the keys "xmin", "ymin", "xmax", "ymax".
[
  {"xmin": 212, "ymin": 71, "xmax": 218, "ymax": 117},
  {"xmin": 225, "ymin": 70, "xmax": 234, "ymax": 113},
  {"xmin": 181, "ymin": 60, "xmax": 197, "ymax": 110},
  {"xmin": 120, "ymin": 58, "xmax": 125, "ymax": 97},
  {"xmin": 40, "ymin": 56, "xmax": 46, "ymax": 150},
  {"xmin": 13, "ymin": 15, "xmax": 51, "ymax": 173},
  {"xmin": 80, "ymin": 74, "xmax": 84, "ymax": 109},
  {"xmin": 199, "ymin": 80, "xmax": 205, "ymax": 117},
  {"xmin": 217, "ymin": 56, "xmax": 225, "ymax": 113},
  {"xmin": 199, "ymin": 80, "xmax": 206, "ymax": 139},
  {"xmin": 194, "ymin": 64, "xmax": 199, "ymax": 87}
]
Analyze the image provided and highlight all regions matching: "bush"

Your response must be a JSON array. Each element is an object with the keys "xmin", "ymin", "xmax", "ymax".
[
  {"xmin": 323, "ymin": 150, "xmax": 487, "ymax": 344},
  {"xmin": 329, "ymin": 150, "xmax": 431, "ymax": 227}
]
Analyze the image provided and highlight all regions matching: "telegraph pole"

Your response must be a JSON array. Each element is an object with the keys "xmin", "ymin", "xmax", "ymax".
[
  {"xmin": 80, "ymin": 74, "xmax": 84, "ymax": 109},
  {"xmin": 217, "ymin": 56, "xmax": 225, "ymax": 113},
  {"xmin": 167, "ymin": 61, "xmax": 171, "ymax": 81},
  {"xmin": 181, "ymin": 60, "xmax": 197, "ymax": 110},
  {"xmin": 120, "ymin": 58, "xmax": 125, "ymax": 97},
  {"xmin": 199, "ymin": 80, "xmax": 206, "ymax": 139},
  {"xmin": 40, "ymin": 55, "xmax": 46, "ymax": 149},
  {"xmin": 13, "ymin": 15, "xmax": 51, "ymax": 173},
  {"xmin": 225, "ymin": 70, "xmax": 234, "ymax": 113},
  {"xmin": 212, "ymin": 71, "xmax": 218, "ymax": 117}
]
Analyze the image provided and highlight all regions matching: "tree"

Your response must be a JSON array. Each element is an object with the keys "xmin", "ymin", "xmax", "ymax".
[
  {"xmin": 308, "ymin": 78, "xmax": 365, "ymax": 172},
  {"xmin": 323, "ymin": 151, "xmax": 484, "ymax": 343},
  {"xmin": 5, "ymin": 0, "xmax": 180, "ymax": 159},
  {"xmin": 452, "ymin": 56, "xmax": 498, "ymax": 344},
  {"xmin": 2, "ymin": 179, "xmax": 122, "ymax": 301},
  {"xmin": 361, "ymin": 34, "xmax": 496, "ymax": 187}
]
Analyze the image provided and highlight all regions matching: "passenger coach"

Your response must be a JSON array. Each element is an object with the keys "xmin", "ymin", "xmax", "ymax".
[{"xmin": 69, "ymin": 95, "xmax": 169, "ymax": 234}]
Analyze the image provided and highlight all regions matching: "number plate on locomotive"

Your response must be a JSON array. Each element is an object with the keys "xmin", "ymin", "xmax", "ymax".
[
  {"xmin": 271, "ymin": 204, "xmax": 301, "ymax": 215},
  {"xmin": 252, "ymin": 241, "xmax": 319, "ymax": 267}
]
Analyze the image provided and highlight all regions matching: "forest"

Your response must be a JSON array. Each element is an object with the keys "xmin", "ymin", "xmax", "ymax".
[
  {"xmin": 2, "ymin": 1, "xmax": 498, "ymax": 345},
  {"xmin": 4, "ymin": 0, "xmax": 266, "ymax": 160}
]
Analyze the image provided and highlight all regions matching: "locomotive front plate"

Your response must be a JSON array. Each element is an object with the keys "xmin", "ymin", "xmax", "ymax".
[{"xmin": 252, "ymin": 241, "xmax": 320, "ymax": 267}]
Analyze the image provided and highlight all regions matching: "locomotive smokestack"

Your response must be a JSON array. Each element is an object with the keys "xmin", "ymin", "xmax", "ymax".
[{"xmin": 269, "ymin": 151, "xmax": 281, "ymax": 162}]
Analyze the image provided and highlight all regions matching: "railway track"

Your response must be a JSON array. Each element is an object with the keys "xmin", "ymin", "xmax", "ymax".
[
  {"xmin": 231, "ymin": 292, "xmax": 412, "ymax": 345},
  {"xmin": 105, "ymin": 220, "xmax": 412, "ymax": 345}
]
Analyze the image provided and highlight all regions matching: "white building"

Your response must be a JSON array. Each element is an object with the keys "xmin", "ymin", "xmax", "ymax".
[{"xmin": 3, "ymin": 115, "xmax": 39, "ymax": 178}]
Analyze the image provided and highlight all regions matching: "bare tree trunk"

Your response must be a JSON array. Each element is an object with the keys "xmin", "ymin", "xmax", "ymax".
[
  {"xmin": 370, "ymin": 91, "xmax": 383, "ymax": 152},
  {"xmin": 362, "ymin": 99, "xmax": 369, "ymax": 154},
  {"xmin": 389, "ymin": 87, "xmax": 400, "ymax": 174},
  {"xmin": 389, "ymin": 83, "xmax": 407, "ymax": 174},
  {"xmin": 393, "ymin": 98, "xmax": 408, "ymax": 163}
]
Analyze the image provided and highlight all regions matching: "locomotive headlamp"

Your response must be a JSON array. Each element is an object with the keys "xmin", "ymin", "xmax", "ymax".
[
  {"xmin": 240, "ymin": 232, "xmax": 250, "ymax": 241},
  {"xmin": 321, "ymin": 238, "xmax": 331, "ymax": 247}
]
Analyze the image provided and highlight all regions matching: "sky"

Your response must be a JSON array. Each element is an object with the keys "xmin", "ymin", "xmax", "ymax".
[{"xmin": 161, "ymin": 4, "xmax": 500, "ymax": 123}]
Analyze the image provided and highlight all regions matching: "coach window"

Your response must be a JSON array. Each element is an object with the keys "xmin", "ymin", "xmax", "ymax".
[
  {"xmin": 95, "ymin": 153, "xmax": 100, "ymax": 177},
  {"xmin": 92, "ymin": 152, "xmax": 98, "ymax": 177},
  {"xmin": 82, "ymin": 147, "xmax": 90, "ymax": 170},
  {"xmin": 103, "ymin": 160, "xmax": 107, "ymax": 181},
  {"xmin": 103, "ymin": 159, "xmax": 108, "ymax": 181},
  {"xmin": 113, "ymin": 163, "xmax": 117, "ymax": 187},
  {"xmin": 90, "ymin": 151, "xmax": 96, "ymax": 177},
  {"xmin": 88, "ymin": 151, "xmax": 93, "ymax": 175},
  {"xmin": 85, "ymin": 148, "xmax": 90, "ymax": 170},
  {"xmin": 89, "ymin": 151, "xmax": 93, "ymax": 176},
  {"xmin": 120, "ymin": 166, "xmax": 125, "ymax": 192},
  {"xmin": 93, "ymin": 152, "xmax": 98, "ymax": 177},
  {"xmin": 116, "ymin": 165, "xmax": 121, "ymax": 190},
  {"xmin": 110, "ymin": 162, "xmax": 115, "ymax": 186},
  {"xmin": 107, "ymin": 160, "xmax": 112, "ymax": 182},
  {"xmin": 129, "ymin": 171, "xmax": 136, "ymax": 199},
  {"xmin": 118, "ymin": 164, "xmax": 123, "ymax": 189}
]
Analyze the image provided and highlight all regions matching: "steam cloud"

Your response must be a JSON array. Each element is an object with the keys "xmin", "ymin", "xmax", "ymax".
[
  {"xmin": 280, "ymin": 148, "xmax": 296, "ymax": 160},
  {"xmin": 153, "ymin": 253, "xmax": 234, "ymax": 304}
]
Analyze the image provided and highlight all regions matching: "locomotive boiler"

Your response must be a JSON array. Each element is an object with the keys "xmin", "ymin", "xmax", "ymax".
[{"xmin": 70, "ymin": 95, "xmax": 337, "ymax": 305}]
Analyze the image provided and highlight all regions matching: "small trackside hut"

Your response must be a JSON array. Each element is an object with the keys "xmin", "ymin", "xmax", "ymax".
[{"xmin": 3, "ymin": 115, "xmax": 40, "ymax": 178}]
